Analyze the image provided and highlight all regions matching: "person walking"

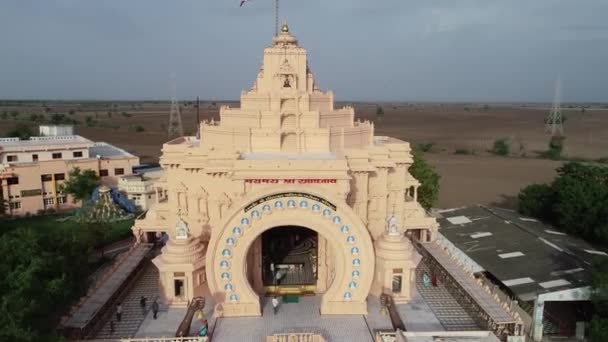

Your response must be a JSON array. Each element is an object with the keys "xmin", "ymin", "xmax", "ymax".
[
  {"xmin": 140, "ymin": 296, "xmax": 147, "ymax": 316},
  {"xmin": 152, "ymin": 299, "xmax": 159, "ymax": 319},
  {"xmin": 272, "ymin": 296, "xmax": 280, "ymax": 315},
  {"xmin": 422, "ymin": 273, "xmax": 431, "ymax": 288},
  {"xmin": 116, "ymin": 303, "xmax": 122, "ymax": 322}
]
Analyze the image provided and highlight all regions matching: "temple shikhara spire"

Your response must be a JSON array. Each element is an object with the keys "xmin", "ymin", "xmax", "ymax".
[{"xmin": 133, "ymin": 24, "xmax": 438, "ymax": 318}]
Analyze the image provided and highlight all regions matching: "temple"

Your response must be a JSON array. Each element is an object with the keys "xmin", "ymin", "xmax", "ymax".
[{"xmin": 133, "ymin": 23, "xmax": 438, "ymax": 317}]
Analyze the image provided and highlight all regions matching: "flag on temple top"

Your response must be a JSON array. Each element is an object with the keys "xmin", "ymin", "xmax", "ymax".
[{"xmin": 240, "ymin": 0, "xmax": 251, "ymax": 7}]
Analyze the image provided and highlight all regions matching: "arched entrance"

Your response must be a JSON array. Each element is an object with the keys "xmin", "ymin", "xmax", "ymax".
[
  {"xmin": 258, "ymin": 225, "xmax": 320, "ymax": 295},
  {"xmin": 206, "ymin": 189, "xmax": 374, "ymax": 317}
]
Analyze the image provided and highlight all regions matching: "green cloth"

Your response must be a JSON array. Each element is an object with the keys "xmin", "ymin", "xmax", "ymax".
[{"xmin": 282, "ymin": 296, "xmax": 299, "ymax": 303}]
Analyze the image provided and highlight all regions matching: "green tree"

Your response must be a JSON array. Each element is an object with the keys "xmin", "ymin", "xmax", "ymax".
[
  {"xmin": 409, "ymin": 149, "xmax": 441, "ymax": 210},
  {"xmin": 85, "ymin": 115, "xmax": 96, "ymax": 127},
  {"xmin": 28, "ymin": 113, "xmax": 44, "ymax": 123},
  {"xmin": 0, "ymin": 111, "xmax": 8, "ymax": 120},
  {"xmin": 60, "ymin": 167, "xmax": 99, "ymax": 204},
  {"xmin": 50, "ymin": 113, "xmax": 67, "ymax": 124},
  {"xmin": 590, "ymin": 259, "xmax": 608, "ymax": 341},
  {"xmin": 9, "ymin": 111, "xmax": 19, "ymax": 119},
  {"xmin": 517, "ymin": 162, "xmax": 608, "ymax": 242},
  {"xmin": 552, "ymin": 163, "xmax": 608, "ymax": 241},
  {"xmin": 7, "ymin": 123, "xmax": 34, "ymax": 140}
]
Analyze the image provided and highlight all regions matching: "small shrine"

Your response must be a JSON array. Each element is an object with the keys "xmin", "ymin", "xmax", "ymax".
[{"xmin": 371, "ymin": 215, "xmax": 422, "ymax": 304}]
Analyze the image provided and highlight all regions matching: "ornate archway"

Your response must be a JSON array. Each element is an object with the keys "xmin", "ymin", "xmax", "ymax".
[{"xmin": 206, "ymin": 188, "xmax": 374, "ymax": 317}]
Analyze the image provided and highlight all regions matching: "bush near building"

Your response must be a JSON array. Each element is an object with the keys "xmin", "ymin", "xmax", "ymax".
[
  {"xmin": 518, "ymin": 162, "xmax": 608, "ymax": 242},
  {"xmin": 409, "ymin": 149, "xmax": 441, "ymax": 210},
  {"xmin": 518, "ymin": 162, "xmax": 608, "ymax": 340}
]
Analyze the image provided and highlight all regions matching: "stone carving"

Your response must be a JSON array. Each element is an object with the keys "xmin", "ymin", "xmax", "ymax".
[
  {"xmin": 386, "ymin": 215, "xmax": 400, "ymax": 236},
  {"xmin": 175, "ymin": 211, "xmax": 189, "ymax": 240}
]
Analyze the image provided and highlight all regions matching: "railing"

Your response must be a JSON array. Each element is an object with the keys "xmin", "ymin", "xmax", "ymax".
[
  {"xmin": 80, "ymin": 338, "xmax": 207, "ymax": 342},
  {"xmin": 265, "ymin": 333, "xmax": 326, "ymax": 342}
]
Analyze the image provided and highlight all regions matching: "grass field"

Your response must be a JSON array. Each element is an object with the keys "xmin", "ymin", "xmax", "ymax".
[{"xmin": 1, "ymin": 100, "xmax": 607, "ymax": 208}]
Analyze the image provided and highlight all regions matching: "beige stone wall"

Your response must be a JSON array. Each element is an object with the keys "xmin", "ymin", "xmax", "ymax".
[{"xmin": 139, "ymin": 24, "xmax": 438, "ymax": 315}]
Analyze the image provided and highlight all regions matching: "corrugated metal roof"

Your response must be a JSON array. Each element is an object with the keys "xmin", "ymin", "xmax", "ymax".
[{"xmin": 437, "ymin": 206, "xmax": 600, "ymax": 300}]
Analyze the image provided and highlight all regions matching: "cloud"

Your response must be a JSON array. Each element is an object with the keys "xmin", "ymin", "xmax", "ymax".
[{"xmin": 0, "ymin": 0, "xmax": 606, "ymax": 101}]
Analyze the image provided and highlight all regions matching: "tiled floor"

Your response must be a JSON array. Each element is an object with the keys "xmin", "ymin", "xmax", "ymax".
[
  {"xmin": 93, "ymin": 262, "xmax": 160, "ymax": 339},
  {"xmin": 415, "ymin": 263, "xmax": 480, "ymax": 331},
  {"xmin": 211, "ymin": 296, "xmax": 372, "ymax": 342}
]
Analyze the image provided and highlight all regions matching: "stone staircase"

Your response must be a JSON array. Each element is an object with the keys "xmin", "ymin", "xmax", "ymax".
[
  {"xmin": 93, "ymin": 262, "xmax": 160, "ymax": 339},
  {"xmin": 415, "ymin": 263, "xmax": 480, "ymax": 331}
]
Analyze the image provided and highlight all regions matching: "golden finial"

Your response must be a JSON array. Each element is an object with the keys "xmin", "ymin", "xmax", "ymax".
[{"xmin": 281, "ymin": 21, "xmax": 289, "ymax": 33}]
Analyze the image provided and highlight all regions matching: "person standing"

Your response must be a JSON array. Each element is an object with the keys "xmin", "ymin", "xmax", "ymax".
[
  {"xmin": 152, "ymin": 299, "xmax": 159, "ymax": 319},
  {"xmin": 140, "ymin": 296, "xmax": 147, "ymax": 316},
  {"xmin": 422, "ymin": 273, "xmax": 431, "ymax": 288},
  {"xmin": 116, "ymin": 303, "xmax": 122, "ymax": 322},
  {"xmin": 110, "ymin": 320, "xmax": 115, "ymax": 334},
  {"xmin": 272, "ymin": 296, "xmax": 279, "ymax": 315}
]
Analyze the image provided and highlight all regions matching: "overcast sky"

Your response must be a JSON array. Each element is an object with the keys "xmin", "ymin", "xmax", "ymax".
[{"xmin": 1, "ymin": 0, "xmax": 607, "ymax": 102}]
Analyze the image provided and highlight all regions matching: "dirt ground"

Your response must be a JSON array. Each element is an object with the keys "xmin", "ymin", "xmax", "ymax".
[{"xmin": 1, "ymin": 101, "xmax": 606, "ymax": 208}]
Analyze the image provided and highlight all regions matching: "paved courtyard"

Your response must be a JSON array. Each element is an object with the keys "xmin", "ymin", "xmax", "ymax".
[{"xmin": 133, "ymin": 292, "xmax": 451, "ymax": 342}]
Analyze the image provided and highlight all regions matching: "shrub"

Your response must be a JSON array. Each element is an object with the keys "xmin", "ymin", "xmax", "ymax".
[
  {"xmin": 454, "ymin": 148, "xmax": 473, "ymax": 155},
  {"xmin": 121, "ymin": 112, "xmax": 132, "ymax": 117},
  {"xmin": 416, "ymin": 142, "xmax": 435, "ymax": 153},
  {"xmin": 85, "ymin": 115, "xmax": 96, "ymax": 127},
  {"xmin": 129, "ymin": 125, "xmax": 145, "ymax": 133},
  {"xmin": 492, "ymin": 138, "xmax": 510, "ymax": 156},
  {"xmin": 518, "ymin": 183, "xmax": 555, "ymax": 219},
  {"xmin": 376, "ymin": 105, "xmax": 384, "ymax": 118},
  {"xmin": 546, "ymin": 136, "xmax": 565, "ymax": 160}
]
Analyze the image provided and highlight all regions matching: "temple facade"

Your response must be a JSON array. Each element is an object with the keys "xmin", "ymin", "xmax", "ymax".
[{"xmin": 133, "ymin": 23, "xmax": 438, "ymax": 317}]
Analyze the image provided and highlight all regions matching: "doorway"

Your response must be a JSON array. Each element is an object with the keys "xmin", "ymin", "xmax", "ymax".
[{"xmin": 261, "ymin": 226, "xmax": 318, "ymax": 295}]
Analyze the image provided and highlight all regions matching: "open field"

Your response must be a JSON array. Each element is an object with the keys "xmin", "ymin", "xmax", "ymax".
[{"xmin": 1, "ymin": 101, "xmax": 607, "ymax": 208}]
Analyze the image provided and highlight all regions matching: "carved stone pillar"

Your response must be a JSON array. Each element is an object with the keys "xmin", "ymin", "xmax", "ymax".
[
  {"xmin": 316, "ymin": 236, "xmax": 329, "ymax": 293},
  {"xmin": 367, "ymin": 167, "xmax": 389, "ymax": 239},
  {"xmin": 351, "ymin": 172, "xmax": 369, "ymax": 224}
]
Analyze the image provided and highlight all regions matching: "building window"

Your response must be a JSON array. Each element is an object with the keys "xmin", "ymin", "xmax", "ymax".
[
  {"xmin": 54, "ymin": 173, "xmax": 65, "ymax": 181},
  {"xmin": 43, "ymin": 198, "xmax": 54, "ymax": 206},
  {"xmin": 9, "ymin": 202, "xmax": 21, "ymax": 209},
  {"xmin": 114, "ymin": 168, "xmax": 124, "ymax": 176},
  {"xmin": 392, "ymin": 275, "xmax": 402, "ymax": 293},
  {"xmin": 52, "ymin": 153, "xmax": 62, "ymax": 159},
  {"xmin": 41, "ymin": 174, "xmax": 52, "ymax": 182},
  {"xmin": 99, "ymin": 169, "xmax": 109, "ymax": 177},
  {"xmin": 7, "ymin": 177, "xmax": 19, "ymax": 185},
  {"xmin": 32, "ymin": 154, "xmax": 38, "ymax": 162},
  {"xmin": 58, "ymin": 196, "xmax": 67, "ymax": 204},
  {"xmin": 73, "ymin": 151, "xmax": 83, "ymax": 158},
  {"xmin": 7, "ymin": 155, "xmax": 18, "ymax": 162}
]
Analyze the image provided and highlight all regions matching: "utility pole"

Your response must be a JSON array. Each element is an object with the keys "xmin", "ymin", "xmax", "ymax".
[
  {"xmin": 168, "ymin": 72, "xmax": 184, "ymax": 137},
  {"xmin": 196, "ymin": 96, "xmax": 200, "ymax": 139},
  {"xmin": 545, "ymin": 76, "xmax": 564, "ymax": 136}
]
